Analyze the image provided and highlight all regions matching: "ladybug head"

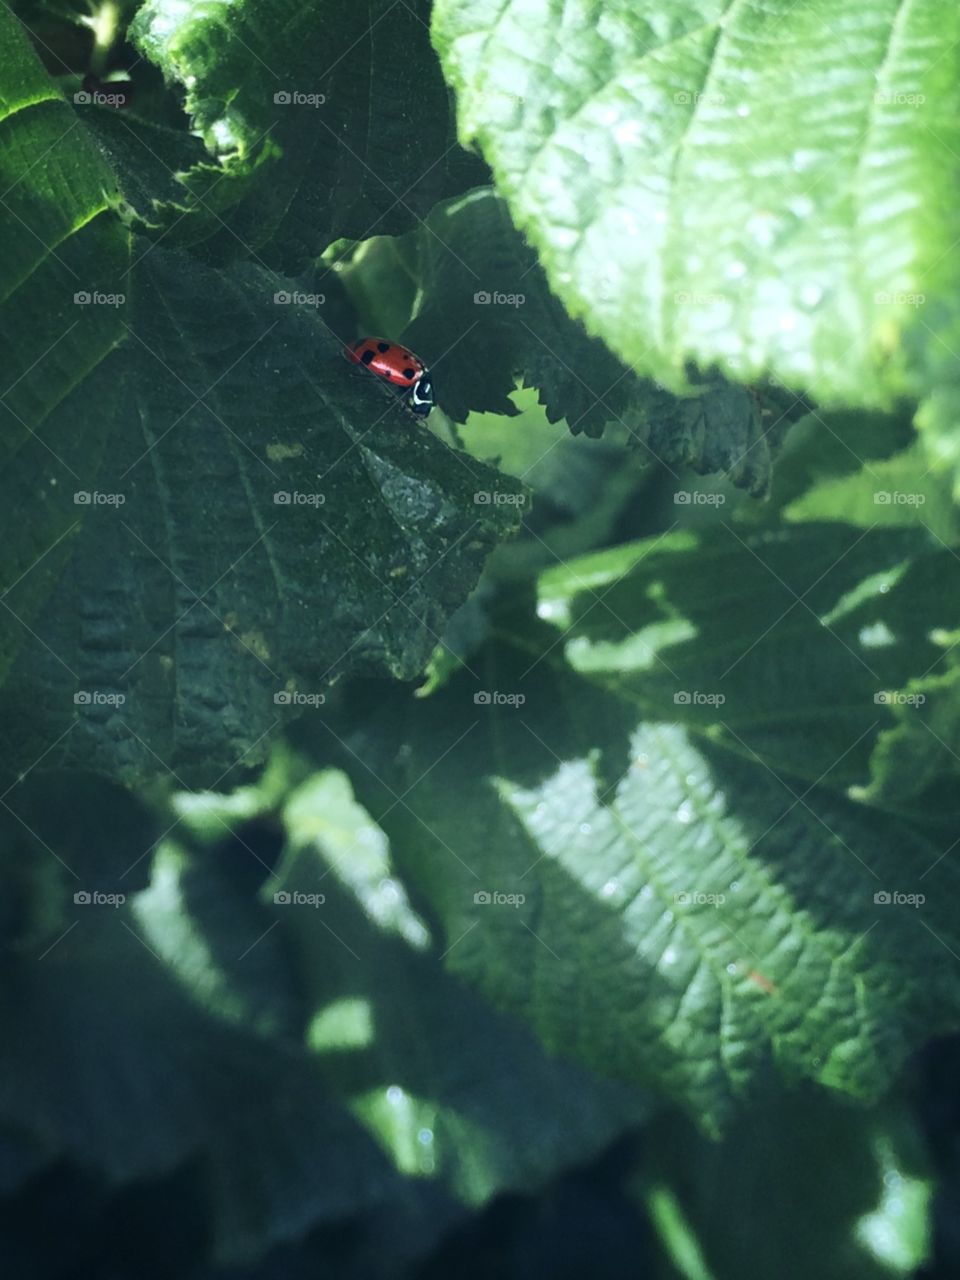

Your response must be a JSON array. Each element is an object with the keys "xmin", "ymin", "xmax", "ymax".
[{"xmin": 409, "ymin": 372, "xmax": 434, "ymax": 417}]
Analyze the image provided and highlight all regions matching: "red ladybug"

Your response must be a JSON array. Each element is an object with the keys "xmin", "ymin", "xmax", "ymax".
[{"xmin": 345, "ymin": 337, "xmax": 434, "ymax": 418}]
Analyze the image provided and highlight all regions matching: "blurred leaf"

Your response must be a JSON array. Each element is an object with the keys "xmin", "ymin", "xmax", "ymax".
[
  {"xmin": 640, "ymin": 1090, "xmax": 932, "ymax": 1279},
  {"xmin": 861, "ymin": 650, "xmax": 960, "ymax": 810},
  {"xmin": 327, "ymin": 527, "xmax": 960, "ymax": 1132},
  {"xmin": 35, "ymin": 766, "xmax": 647, "ymax": 1246},
  {"xmin": 270, "ymin": 768, "xmax": 649, "ymax": 1203},
  {"xmin": 783, "ymin": 441, "xmax": 959, "ymax": 543},
  {"xmin": 523, "ymin": 523, "xmax": 960, "ymax": 795},
  {"xmin": 0, "ymin": 840, "xmax": 404, "ymax": 1266}
]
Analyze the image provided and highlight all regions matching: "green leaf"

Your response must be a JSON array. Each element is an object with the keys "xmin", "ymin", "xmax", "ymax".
[
  {"xmin": 861, "ymin": 651, "xmax": 960, "ymax": 809},
  {"xmin": 525, "ymin": 523, "xmax": 960, "ymax": 795},
  {"xmin": 11, "ymin": 763, "xmax": 646, "ymax": 1249},
  {"xmin": 79, "ymin": 106, "xmax": 212, "ymax": 232},
  {"xmin": 389, "ymin": 189, "xmax": 800, "ymax": 490},
  {"xmin": 641, "ymin": 1089, "xmax": 932, "ymax": 1279},
  {"xmin": 270, "ymin": 768, "xmax": 648, "ymax": 1202},
  {"xmin": 739, "ymin": 408, "xmax": 920, "ymax": 524},
  {"xmin": 0, "ymin": 797, "xmax": 404, "ymax": 1266},
  {"xmin": 321, "ymin": 529, "xmax": 960, "ymax": 1132},
  {"xmin": 0, "ymin": 242, "xmax": 524, "ymax": 785},
  {"xmin": 0, "ymin": 6, "xmax": 129, "ymax": 684},
  {"xmin": 433, "ymin": 0, "xmax": 960, "ymax": 412},
  {"xmin": 129, "ymin": 0, "xmax": 487, "ymax": 267},
  {"xmin": 782, "ymin": 440, "xmax": 960, "ymax": 543}
]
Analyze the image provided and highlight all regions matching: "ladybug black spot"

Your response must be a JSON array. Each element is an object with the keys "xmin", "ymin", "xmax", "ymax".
[
  {"xmin": 361, "ymin": 349, "xmax": 375, "ymax": 365},
  {"xmin": 402, "ymin": 367, "xmax": 416, "ymax": 380},
  {"xmin": 377, "ymin": 342, "xmax": 390, "ymax": 353}
]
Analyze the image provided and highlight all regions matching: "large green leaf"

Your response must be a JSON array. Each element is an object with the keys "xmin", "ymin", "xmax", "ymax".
[
  {"xmin": 355, "ymin": 188, "xmax": 803, "ymax": 491},
  {"xmin": 129, "ymin": 0, "xmax": 487, "ymax": 267},
  {"xmin": 433, "ymin": 0, "xmax": 960, "ymax": 416},
  {"xmin": 521, "ymin": 523, "xmax": 960, "ymax": 799},
  {"xmin": 0, "ymin": 7, "xmax": 129, "ymax": 684},
  {"xmin": 270, "ymin": 767, "xmax": 648, "ymax": 1202},
  {"xmin": 0, "ymin": 241, "xmax": 524, "ymax": 785},
  {"xmin": 317, "ymin": 527, "xmax": 960, "ymax": 1133}
]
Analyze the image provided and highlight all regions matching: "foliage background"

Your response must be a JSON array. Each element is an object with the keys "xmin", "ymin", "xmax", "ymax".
[{"xmin": 2, "ymin": 0, "xmax": 960, "ymax": 1275}]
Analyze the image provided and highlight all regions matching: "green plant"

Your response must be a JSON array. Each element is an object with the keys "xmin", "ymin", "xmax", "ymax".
[{"xmin": 2, "ymin": 0, "xmax": 958, "ymax": 1275}]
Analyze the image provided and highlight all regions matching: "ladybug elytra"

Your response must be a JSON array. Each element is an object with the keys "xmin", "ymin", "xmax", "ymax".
[{"xmin": 345, "ymin": 337, "xmax": 434, "ymax": 418}]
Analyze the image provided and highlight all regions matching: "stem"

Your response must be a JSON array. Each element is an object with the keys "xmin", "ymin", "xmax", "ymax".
[{"xmin": 88, "ymin": 0, "xmax": 121, "ymax": 77}]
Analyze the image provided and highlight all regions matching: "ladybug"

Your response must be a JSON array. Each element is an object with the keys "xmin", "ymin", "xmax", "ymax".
[{"xmin": 345, "ymin": 337, "xmax": 434, "ymax": 418}]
